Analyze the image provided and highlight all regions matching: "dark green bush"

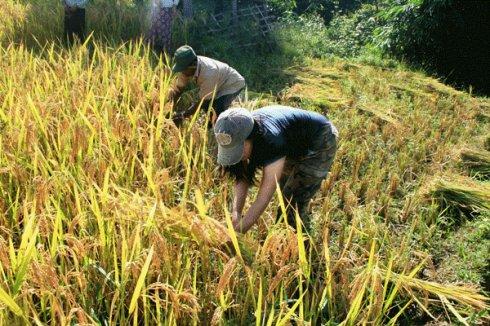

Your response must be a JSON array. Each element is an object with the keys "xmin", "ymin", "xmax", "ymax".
[
  {"xmin": 274, "ymin": 4, "xmax": 380, "ymax": 59},
  {"xmin": 375, "ymin": 0, "xmax": 490, "ymax": 95},
  {"xmin": 325, "ymin": 4, "xmax": 380, "ymax": 57}
]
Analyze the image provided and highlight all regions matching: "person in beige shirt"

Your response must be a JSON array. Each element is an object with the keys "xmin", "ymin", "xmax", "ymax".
[{"xmin": 169, "ymin": 45, "xmax": 246, "ymax": 125}]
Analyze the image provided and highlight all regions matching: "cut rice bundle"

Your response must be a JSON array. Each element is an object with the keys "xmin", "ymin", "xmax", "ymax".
[
  {"xmin": 428, "ymin": 177, "xmax": 490, "ymax": 214},
  {"xmin": 460, "ymin": 149, "xmax": 490, "ymax": 180}
]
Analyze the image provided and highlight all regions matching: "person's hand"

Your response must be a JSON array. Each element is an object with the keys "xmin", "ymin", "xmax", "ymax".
[{"xmin": 211, "ymin": 111, "xmax": 218, "ymax": 125}]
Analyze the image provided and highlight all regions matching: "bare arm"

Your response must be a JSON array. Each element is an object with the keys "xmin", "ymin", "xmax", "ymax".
[
  {"xmin": 234, "ymin": 158, "xmax": 286, "ymax": 234},
  {"xmin": 232, "ymin": 179, "xmax": 249, "ymax": 223}
]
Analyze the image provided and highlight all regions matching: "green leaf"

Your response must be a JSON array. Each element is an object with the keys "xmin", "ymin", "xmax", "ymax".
[{"xmin": 0, "ymin": 286, "xmax": 24, "ymax": 317}]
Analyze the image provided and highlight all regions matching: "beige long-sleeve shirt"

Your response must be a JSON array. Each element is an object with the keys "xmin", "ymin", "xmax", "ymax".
[{"xmin": 174, "ymin": 56, "xmax": 245, "ymax": 100}]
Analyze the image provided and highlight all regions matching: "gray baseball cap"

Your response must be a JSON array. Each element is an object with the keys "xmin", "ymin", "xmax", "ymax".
[{"xmin": 214, "ymin": 108, "xmax": 254, "ymax": 166}]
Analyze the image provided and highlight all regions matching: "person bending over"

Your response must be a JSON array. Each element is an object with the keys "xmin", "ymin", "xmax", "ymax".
[
  {"xmin": 169, "ymin": 45, "xmax": 245, "ymax": 125},
  {"xmin": 214, "ymin": 106, "xmax": 338, "ymax": 233}
]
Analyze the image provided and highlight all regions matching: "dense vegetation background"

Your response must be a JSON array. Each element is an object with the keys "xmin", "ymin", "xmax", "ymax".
[
  {"xmin": 2, "ymin": 0, "xmax": 488, "ymax": 94},
  {"xmin": 262, "ymin": 0, "xmax": 490, "ymax": 95},
  {"xmin": 267, "ymin": 0, "xmax": 490, "ymax": 94}
]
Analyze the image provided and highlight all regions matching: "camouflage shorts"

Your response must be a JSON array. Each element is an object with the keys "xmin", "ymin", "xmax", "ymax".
[{"xmin": 277, "ymin": 125, "xmax": 338, "ymax": 231}]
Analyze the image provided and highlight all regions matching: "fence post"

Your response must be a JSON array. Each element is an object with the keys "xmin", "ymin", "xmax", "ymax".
[{"xmin": 207, "ymin": 3, "xmax": 275, "ymax": 48}]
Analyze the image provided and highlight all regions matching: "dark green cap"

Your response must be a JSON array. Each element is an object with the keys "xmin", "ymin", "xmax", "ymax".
[{"xmin": 172, "ymin": 45, "xmax": 197, "ymax": 73}]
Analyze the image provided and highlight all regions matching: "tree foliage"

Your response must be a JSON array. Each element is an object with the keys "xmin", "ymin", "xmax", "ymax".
[
  {"xmin": 376, "ymin": 0, "xmax": 490, "ymax": 94},
  {"xmin": 266, "ymin": 1, "xmax": 378, "ymax": 21}
]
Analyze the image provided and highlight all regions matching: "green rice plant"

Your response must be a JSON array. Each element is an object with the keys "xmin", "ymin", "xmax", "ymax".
[{"xmin": 0, "ymin": 287, "xmax": 23, "ymax": 319}]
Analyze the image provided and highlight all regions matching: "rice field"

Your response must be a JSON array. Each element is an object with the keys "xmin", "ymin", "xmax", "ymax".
[{"xmin": 1, "ymin": 1, "xmax": 489, "ymax": 325}]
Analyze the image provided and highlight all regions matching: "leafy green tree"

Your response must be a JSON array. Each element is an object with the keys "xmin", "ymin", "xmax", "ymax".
[
  {"xmin": 377, "ymin": 0, "xmax": 490, "ymax": 94},
  {"xmin": 294, "ymin": 1, "xmax": 379, "ymax": 22},
  {"xmin": 266, "ymin": 0, "xmax": 297, "ymax": 14}
]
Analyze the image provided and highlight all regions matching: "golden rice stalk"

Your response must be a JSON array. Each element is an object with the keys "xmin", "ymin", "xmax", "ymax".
[
  {"xmin": 147, "ymin": 283, "xmax": 201, "ymax": 319},
  {"xmin": 129, "ymin": 246, "xmax": 154, "ymax": 314},
  {"xmin": 267, "ymin": 265, "xmax": 295, "ymax": 299},
  {"xmin": 276, "ymin": 293, "xmax": 305, "ymax": 326},
  {"xmin": 259, "ymin": 229, "xmax": 299, "ymax": 269},
  {"xmin": 210, "ymin": 307, "xmax": 224, "ymax": 326},
  {"xmin": 0, "ymin": 238, "xmax": 10, "ymax": 270},
  {"xmin": 255, "ymin": 278, "xmax": 263, "ymax": 326},
  {"xmin": 29, "ymin": 260, "xmax": 60, "ymax": 292},
  {"xmin": 382, "ymin": 270, "xmax": 489, "ymax": 311},
  {"xmin": 66, "ymin": 307, "xmax": 93, "ymax": 325},
  {"xmin": 216, "ymin": 258, "xmax": 238, "ymax": 298},
  {"xmin": 357, "ymin": 105, "xmax": 402, "ymax": 127}
]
